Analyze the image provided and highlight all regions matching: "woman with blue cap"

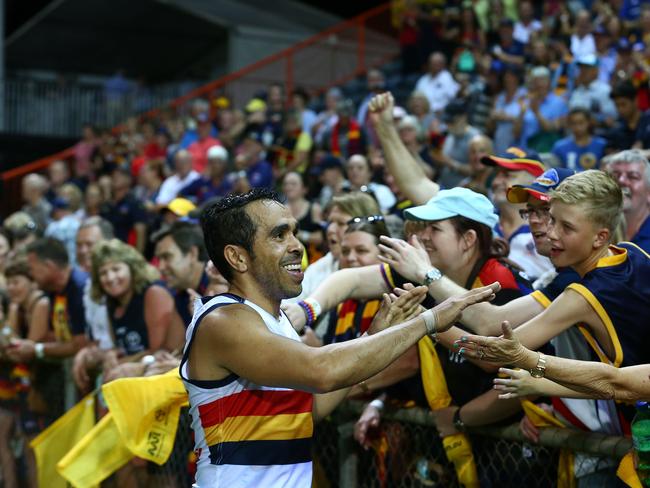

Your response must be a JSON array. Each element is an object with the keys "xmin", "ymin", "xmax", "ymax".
[{"xmin": 286, "ymin": 187, "xmax": 531, "ymax": 485}]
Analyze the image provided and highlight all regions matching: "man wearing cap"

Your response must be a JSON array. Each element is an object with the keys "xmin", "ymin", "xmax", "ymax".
[
  {"xmin": 482, "ymin": 147, "xmax": 554, "ymax": 281},
  {"xmin": 605, "ymin": 149, "xmax": 650, "ymax": 252},
  {"xmin": 162, "ymin": 197, "xmax": 197, "ymax": 226},
  {"xmin": 45, "ymin": 196, "xmax": 81, "ymax": 266},
  {"xmin": 567, "ymin": 54, "xmax": 617, "ymax": 127},
  {"xmin": 179, "ymin": 145, "xmax": 232, "ymax": 204}
]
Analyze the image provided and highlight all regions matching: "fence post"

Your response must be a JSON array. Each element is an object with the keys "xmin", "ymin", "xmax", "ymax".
[{"xmin": 337, "ymin": 422, "xmax": 357, "ymax": 488}]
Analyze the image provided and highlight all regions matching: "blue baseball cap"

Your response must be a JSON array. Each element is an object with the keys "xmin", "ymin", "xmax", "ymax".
[
  {"xmin": 507, "ymin": 168, "xmax": 576, "ymax": 203},
  {"xmin": 404, "ymin": 188, "xmax": 499, "ymax": 229}
]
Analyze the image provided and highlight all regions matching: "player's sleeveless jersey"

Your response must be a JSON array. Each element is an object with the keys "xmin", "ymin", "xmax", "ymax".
[
  {"xmin": 180, "ymin": 293, "xmax": 313, "ymax": 488},
  {"xmin": 566, "ymin": 243, "xmax": 650, "ymax": 369}
]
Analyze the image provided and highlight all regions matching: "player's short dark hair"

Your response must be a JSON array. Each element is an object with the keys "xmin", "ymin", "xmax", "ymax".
[
  {"xmin": 200, "ymin": 188, "xmax": 282, "ymax": 281},
  {"xmin": 26, "ymin": 237, "xmax": 69, "ymax": 267}
]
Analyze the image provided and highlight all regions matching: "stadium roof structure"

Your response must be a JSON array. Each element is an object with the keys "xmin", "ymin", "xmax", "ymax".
[{"xmin": 5, "ymin": 0, "xmax": 339, "ymax": 80}]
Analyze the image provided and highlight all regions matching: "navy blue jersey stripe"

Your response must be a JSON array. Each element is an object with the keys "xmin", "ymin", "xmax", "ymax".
[{"xmin": 209, "ymin": 438, "xmax": 312, "ymax": 466}]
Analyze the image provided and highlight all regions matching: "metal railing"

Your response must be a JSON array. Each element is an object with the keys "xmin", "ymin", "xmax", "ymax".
[
  {"xmin": 1, "ymin": 79, "xmax": 195, "ymax": 137},
  {"xmin": 0, "ymin": 2, "xmax": 398, "ymax": 216}
]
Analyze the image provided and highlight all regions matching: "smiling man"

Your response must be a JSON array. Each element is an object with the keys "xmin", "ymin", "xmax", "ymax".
[
  {"xmin": 180, "ymin": 188, "xmax": 497, "ymax": 487},
  {"xmin": 605, "ymin": 149, "xmax": 650, "ymax": 252}
]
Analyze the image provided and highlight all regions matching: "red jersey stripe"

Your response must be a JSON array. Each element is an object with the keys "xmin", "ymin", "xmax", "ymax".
[{"xmin": 199, "ymin": 389, "xmax": 313, "ymax": 428}]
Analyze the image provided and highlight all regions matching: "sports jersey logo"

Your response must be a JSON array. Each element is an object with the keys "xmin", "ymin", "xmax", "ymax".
[
  {"xmin": 579, "ymin": 153, "xmax": 597, "ymax": 170},
  {"xmin": 534, "ymin": 168, "xmax": 560, "ymax": 187}
]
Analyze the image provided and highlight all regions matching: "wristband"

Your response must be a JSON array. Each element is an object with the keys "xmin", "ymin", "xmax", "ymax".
[
  {"xmin": 369, "ymin": 399, "xmax": 385, "ymax": 411},
  {"xmin": 453, "ymin": 406, "xmax": 466, "ymax": 432},
  {"xmin": 141, "ymin": 354, "xmax": 156, "ymax": 366},
  {"xmin": 297, "ymin": 298, "xmax": 322, "ymax": 327},
  {"xmin": 422, "ymin": 309, "xmax": 437, "ymax": 339},
  {"xmin": 34, "ymin": 343, "xmax": 45, "ymax": 359}
]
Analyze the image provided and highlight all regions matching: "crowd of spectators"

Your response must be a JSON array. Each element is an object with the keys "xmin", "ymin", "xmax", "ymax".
[{"xmin": 1, "ymin": 0, "xmax": 650, "ymax": 485}]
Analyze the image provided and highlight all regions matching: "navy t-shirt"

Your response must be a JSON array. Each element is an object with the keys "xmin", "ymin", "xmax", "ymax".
[
  {"xmin": 50, "ymin": 267, "xmax": 88, "ymax": 339},
  {"xmin": 101, "ymin": 193, "xmax": 147, "ymax": 243}
]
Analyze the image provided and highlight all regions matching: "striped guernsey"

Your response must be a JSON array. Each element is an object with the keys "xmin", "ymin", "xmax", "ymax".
[{"xmin": 180, "ymin": 293, "xmax": 313, "ymax": 487}]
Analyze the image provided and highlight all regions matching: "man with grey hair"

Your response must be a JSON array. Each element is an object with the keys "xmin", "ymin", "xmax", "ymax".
[
  {"xmin": 72, "ymin": 217, "xmax": 115, "ymax": 391},
  {"xmin": 156, "ymin": 149, "xmax": 200, "ymax": 205},
  {"xmin": 21, "ymin": 173, "xmax": 52, "ymax": 231},
  {"xmin": 515, "ymin": 66, "xmax": 568, "ymax": 151},
  {"xmin": 605, "ymin": 149, "xmax": 650, "ymax": 251}
]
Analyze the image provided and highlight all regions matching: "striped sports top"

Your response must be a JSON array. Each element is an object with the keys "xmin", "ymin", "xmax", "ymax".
[{"xmin": 180, "ymin": 293, "xmax": 313, "ymax": 487}]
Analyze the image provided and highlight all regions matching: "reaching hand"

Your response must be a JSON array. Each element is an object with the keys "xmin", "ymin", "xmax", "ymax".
[
  {"xmin": 368, "ymin": 285, "xmax": 428, "ymax": 335},
  {"xmin": 368, "ymin": 92, "xmax": 395, "ymax": 129},
  {"xmin": 378, "ymin": 235, "xmax": 432, "ymax": 284},
  {"xmin": 454, "ymin": 321, "xmax": 527, "ymax": 364},
  {"xmin": 431, "ymin": 283, "xmax": 501, "ymax": 333},
  {"xmin": 282, "ymin": 303, "xmax": 307, "ymax": 332},
  {"xmin": 494, "ymin": 368, "xmax": 541, "ymax": 400},
  {"xmin": 354, "ymin": 402, "xmax": 382, "ymax": 450}
]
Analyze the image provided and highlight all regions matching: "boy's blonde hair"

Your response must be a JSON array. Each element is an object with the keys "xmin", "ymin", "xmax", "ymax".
[{"xmin": 550, "ymin": 170, "xmax": 623, "ymax": 237}]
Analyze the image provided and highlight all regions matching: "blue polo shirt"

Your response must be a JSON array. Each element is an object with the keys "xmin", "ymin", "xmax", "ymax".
[
  {"xmin": 551, "ymin": 136, "xmax": 607, "ymax": 171},
  {"xmin": 632, "ymin": 216, "xmax": 650, "ymax": 253},
  {"xmin": 519, "ymin": 94, "xmax": 568, "ymax": 150}
]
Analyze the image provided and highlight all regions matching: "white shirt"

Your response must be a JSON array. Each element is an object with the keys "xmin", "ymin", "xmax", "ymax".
[
  {"xmin": 83, "ymin": 281, "xmax": 113, "ymax": 350},
  {"xmin": 156, "ymin": 171, "xmax": 200, "ymax": 205},
  {"xmin": 513, "ymin": 20, "xmax": 542, "ymax": 44},
  {"xmin": 570, "ymin": 34, "xmax": 596, "ymax": 58},
  {"xmin": 415, "ymin": 70, "xmax": 460, "ymax": 113}
]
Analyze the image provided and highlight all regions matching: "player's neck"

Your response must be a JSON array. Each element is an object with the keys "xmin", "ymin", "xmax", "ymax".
[
  {"xmin": 573, "ymin": 133, "xmax": 591, "ymax": 146},
  {"xmin": 228, "ymin": 282, "xmax": 281, "ymax": 318}
]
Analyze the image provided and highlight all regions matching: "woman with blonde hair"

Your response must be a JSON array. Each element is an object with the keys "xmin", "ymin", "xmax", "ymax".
[{"xmin": 88, "ymin": 239, "xmax": 182, "ymax": 374}]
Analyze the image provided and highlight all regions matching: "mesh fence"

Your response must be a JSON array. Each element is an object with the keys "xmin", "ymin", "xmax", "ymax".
[{"xmin": 150, "ymin": 401, "xmax": 631, "ymax": 488}]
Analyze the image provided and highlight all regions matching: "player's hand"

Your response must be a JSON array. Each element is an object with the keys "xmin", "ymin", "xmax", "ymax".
[
  {"xmin": 378, "ymin": 235, "xmax": 433, "ymax": 284},
  {"xmin": 368, "ymin": 92, "xmax": 395, "ymax": 129},
  {"xmin": 368, "ymin": 284, "xmax": 427, "ymax": 335},
  {"xmin": 431, "ymin": 283, "xmax": 500, "ymax": 333}
]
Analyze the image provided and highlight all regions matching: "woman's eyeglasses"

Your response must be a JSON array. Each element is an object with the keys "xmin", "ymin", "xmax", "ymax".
[
  {"xmin": 347, "ymin": 215, "xmax": 385, "ymax": 225},
  {"xmin": 518, "ymin": 207, "xmax": 550, "ymax": 222}
]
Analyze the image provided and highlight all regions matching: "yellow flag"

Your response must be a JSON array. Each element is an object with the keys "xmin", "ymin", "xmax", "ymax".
[
  {"xmin": 57, "ymin": 413, "xmax": 132, "ymax": 487},
  {"xmin": 521, "ymin": 400, "xmax": 575, "ymax": 488},
  {"xmin": 101, "ymin": 367, "xmax": 188, "ymax": 464},
  {"xmin": 617, "ymin": 452, "xmax": 644, "ymax": 488},
  {"xmin": 418, "ymin": 337, "xmax": 480, "ymax": 487},
  {"xmin": 29, "ymin": 392, "xmax": 96, "ymax": 488}
]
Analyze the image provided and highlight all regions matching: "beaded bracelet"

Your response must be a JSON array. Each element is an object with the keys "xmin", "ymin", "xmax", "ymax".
[{"xmin": 297, "ymin": 298, "xmax": 322, "ymax": 326}]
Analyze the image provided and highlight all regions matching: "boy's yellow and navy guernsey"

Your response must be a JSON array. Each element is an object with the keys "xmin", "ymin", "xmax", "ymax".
[
  {"xmin": 180, "ymin": 294, "xmax": 313, "ymax": 488},
  {"xmin": 564, "ymin": 242, "xmax": 650, "ymax": 371}
]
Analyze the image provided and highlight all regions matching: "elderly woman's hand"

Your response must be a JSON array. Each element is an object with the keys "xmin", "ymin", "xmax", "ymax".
[{"xmin": 454, "ymin": 321, "xmax": 528, "ymax": 365}]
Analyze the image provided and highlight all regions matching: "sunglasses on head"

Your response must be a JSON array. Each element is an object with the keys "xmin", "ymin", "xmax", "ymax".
[{"xmin": 347, "ymin": 215, "xmax": 385, "ymax": 225}]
